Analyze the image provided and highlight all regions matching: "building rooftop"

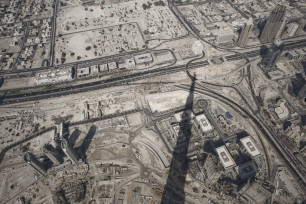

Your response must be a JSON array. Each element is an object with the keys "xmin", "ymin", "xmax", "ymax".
[
  {"xmin": 134, "ymin": 53, "xmax": 153, "ymax": 64},
  {"xmin": 215, "ymin": 146, "xmax": 236, "ymax": 169},
  {"xmin": 195, "ymin": 114, "xmax": 213, "ymax": 132},
  {"xmin": 236, "ymin": 160, "xmax": 257, "ymax": 180},
  {"xmin": 240, "ymin": 136, "xmax": 261, "ymax": 157}
]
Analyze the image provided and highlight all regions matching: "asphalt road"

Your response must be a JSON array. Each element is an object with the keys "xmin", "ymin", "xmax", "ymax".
[{"xmin": 1, "ymin": 39, "xmax": 305, "ymax": 106}]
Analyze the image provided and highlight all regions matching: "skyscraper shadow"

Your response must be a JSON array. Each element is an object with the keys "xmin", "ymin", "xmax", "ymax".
[
  {"xmin": 259, "ymin": 45, "xmax": 268, "ymax": 60},
  {"xmin": 80, "ymin": 125, "xmax": 96, "ymax": 161},
  {"xmin": 68, "ymin": 128, "xmax": 81, "ymax": 148},
  {"xmin": 161, "ymin": 74, "xmax": 196, "ymax": 204}
]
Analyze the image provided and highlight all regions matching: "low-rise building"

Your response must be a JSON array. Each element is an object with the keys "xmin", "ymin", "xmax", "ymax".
[
  {"xmin": 35, "ymin": 68, "xmax": 73, "ymax": 85},
  {"xmin": 108, "ymin": 62, "xmax": 117, "ymax": 71},
  {"xmin": 134, "ymin": 53, "xmax": 153, "ymax": 65},
  {"xmin": 274, "ymin": 100, "xmax": 289, "ymax": 120},
  {"xmin": 287, "ymin": 23, "xmax": 299, "ymax": 37},
  {"xmin": 154, "ymin": 51, "xmax": 175, "ymax": 65},
  {"xmin": 99, "ymin": 64, "xmax": 108, "ymax": 72},
  {"xmin": 118, "ymin": 58, "xmax": 136, "ymax": 70},
  {"xmin": 77, "ymin": 67, "xmax": 90, "ymax": 78},
  {"xmin": 90, "ymin": 65, "xmax": 100, "ymax": 74},
  {"xmin": 268, "ymin": 70, "xmax": 284, "ymax": 80},
  {"xmin": 215, "ymin": 30, "xmax": 235, "ymax": 44}
]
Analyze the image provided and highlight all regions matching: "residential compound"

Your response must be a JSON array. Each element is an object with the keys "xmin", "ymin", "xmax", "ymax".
[{"xmin": 0, "ymin": 0, "xmax": 305, "ymax": 204}]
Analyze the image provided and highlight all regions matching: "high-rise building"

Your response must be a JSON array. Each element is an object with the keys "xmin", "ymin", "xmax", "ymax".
[
  {"xmin": 239, "ymin": 136, "xmax": 261, "ymax": 159},
  {"xmin": 237, "ymin": 18, "xmax": 253, "ymax": 47},
  {"xmin": 260, "ymin": 5, "xmax": 286, "ymax": 43},
  {"xmin": 215, "ymin": 146, "xmax": 236, "ymax": 170},
  {"xmin": 44, "ymin": 144, "xmax": 62, "ymax": 166},
  {"xmin": 203, "ymin": 154, "xmax": 221, "ymax": 184},
  {"xmin": 61, "ymin": 138, "xmax": 79, "ymax": 164},
  {"xmin": 261, "ymin": 38, "xmax": 284, "ymax": 69},
  {"xmin": 295, "ymin": 19, "xmax": 306, "ymax": 36},
  {"xmin": 275, "ymin": 17, "xmax": 287, "ymax": 38},
  {"xmin": 24, "ymin": 152, "xmax": 47, "ymax": 176}
]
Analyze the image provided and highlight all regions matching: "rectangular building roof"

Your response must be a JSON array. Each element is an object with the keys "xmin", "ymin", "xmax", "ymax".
[
  {"xmin": 134, "ymin": 53, "xmax": 153, "ymax": 64},
  {"xmin": 240, "ymin": 136, "xmax": 261, "ymax": 157},
  {"xmin": 195, "ymin": 114, "xmax": 213, "ymax": 132},
  {"xmin": 108, "ymin": 62, "xmax": 117, "ymax": 70},
  {"xmin": 77, "ymin": 67, "xmax": 90, "ymax": 75},
  {"xmin": 236, "ymin": 160, "xmax": 257, "ymax": 180},
  {"xmin": 215, "ymin": 146, "xmax": 236, "ymax": 169}
]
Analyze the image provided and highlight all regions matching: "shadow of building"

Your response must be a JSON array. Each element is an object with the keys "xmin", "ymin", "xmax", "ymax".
[
  {"xmin": 68, "ymin": 128, "xmax": 81, "ymax": 148},
  {"xmin": 259, "ymin": 45, "xmax": 268, "ymax": 60},
  {"xmin": 80, "ymin": 125, "xmax": 96, "ymax": 161},
  {"xmin": 161, "ymin": 74, "xmax": 195, "ymax": 204}
]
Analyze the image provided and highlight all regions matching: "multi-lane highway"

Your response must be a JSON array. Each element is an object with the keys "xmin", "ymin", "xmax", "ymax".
[
  {"xmin": 1, "ymin": 39, "xmax": 305, "ymax": 106},
  {"xmin": 49, "ymin": 0, "xmax": 59, "ymax": 67}
]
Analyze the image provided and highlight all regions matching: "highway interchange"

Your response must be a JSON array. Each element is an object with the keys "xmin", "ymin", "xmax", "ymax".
[
  {"xmin": 1, "ymin": 34, "xmax": 305, "ymax": 191},
  {"xmin": 0, "ymin": 1, "xmax": 305, "ymax": 202}
]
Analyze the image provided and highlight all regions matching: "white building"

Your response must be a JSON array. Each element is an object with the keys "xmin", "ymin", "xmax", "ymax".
[
  {"xmin": 240, "ymin": 136, "xmax": 261, "ymax": 158},
  {"xmin": 35, "ymin": 68, "xmax": 73, "ymax": 85},
  {"xmin": 274, "ymin": 100, "xmax": 289, "ymax": 120},
  {"xmin": 195, "ymin": 114, "xmax": 213, "ymax": 133},
  {"xmin": 215, "ymin": 146, "xmax": 236, "ymax": 170},
  {"xmin": 286, "ymin": 49, "xmax": 306, "ymax": 60}
]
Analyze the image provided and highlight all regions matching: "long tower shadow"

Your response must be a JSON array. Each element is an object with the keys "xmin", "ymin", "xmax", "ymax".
[
  {"xmin": 80, "ymin": 125, "xmax": 96, "ymax": 161},
  {"xmin": 68, "ymin": 128, "xmax": 81, "ymax": 148},
  {"xmin": 161, "ymin": 74, "xmax": 196, "ymax": 204}
]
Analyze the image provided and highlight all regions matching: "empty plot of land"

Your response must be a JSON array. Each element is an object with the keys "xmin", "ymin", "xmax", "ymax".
[
  {"xmin": 0, "ymin": 77, "xmax": 36, "ymax": 90},
  {"xmin": 146, "ymin": 90, "xmax": 196, "ymax": 113},
  {"xmin": 57, "ymin": 0, "xmax": 187, "ymax": 39},
  {"xmin": 55, "ymin": 23, "xmax": 146, "ymax": 64}
]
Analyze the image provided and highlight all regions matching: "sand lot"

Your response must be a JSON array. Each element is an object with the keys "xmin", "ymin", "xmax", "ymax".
[
  {"xmin": 55, "ymin": 23, "xmax": 145, "ymax": 64},
  {"xmin": 146, "ymin": 90, "xmax": 196, "ymax": 112},
  {"xmin": 0, "ymin": 77, "xmax": 36, "ymax": 90}
]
